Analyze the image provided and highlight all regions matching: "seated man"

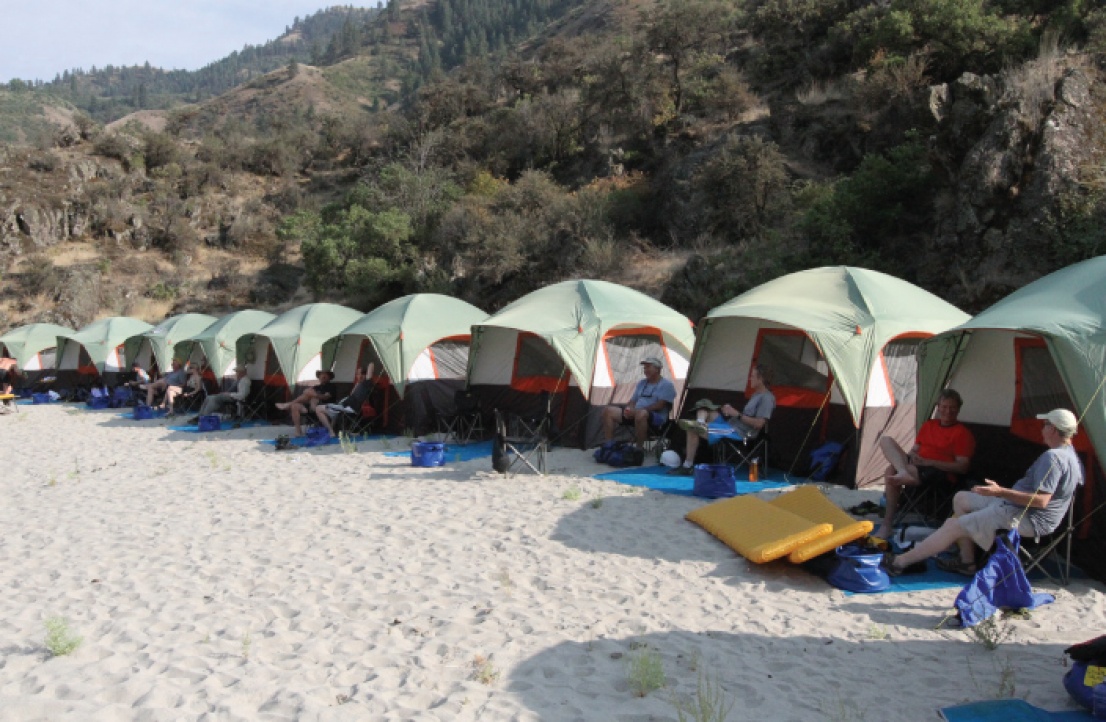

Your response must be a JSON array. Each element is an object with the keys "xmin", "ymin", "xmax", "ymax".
[
  {"xmin": 884, "ymin": 408, "xmax": 1083, "ymax": 576},
  {"xmin": 0, "ymin": 364, "xmax": 21, "ymax": 395},
  {"xmin": 197, "ymin": 365, "xmax": 251, "ymax": 418},
  {"xmin": 876, "ymin": 389, "xmax": 975, "ymax": 539},
  {"xmin": 600, "ymin": 357, "xmax": 676, "ymax": 450},
  {"xmin": 316, "ymin": 364, "xmax": 376, "ymax": 436},
  {"xmin": 145, "ymin": 359, "xmax": 187, "ymax": 409},
  {"xmin": 669, "ymin": 364, "xmax": 775, "ymax": 476},
  {"xmin": 168, "ymin": 363, "xmax": 204, "ymax": 414},
  {"xmin": 276, "ymin": 369, "xmax": 337, "ymax": 437},
  {"xmin": 127, "ymin": 361, "xmax": 151, "ymax": 390}
]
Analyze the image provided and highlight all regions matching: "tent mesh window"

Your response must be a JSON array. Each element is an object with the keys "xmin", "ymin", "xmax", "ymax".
[
  {"xmin": 429, "ymin": 339, "xmax": 469, "ymax": 378},
  {"xmin": 514, "ymin": 334, "xmax": 568, "ymax": 389},
  {"xmin": 757, "ymin": 331, "xmax": 829, "ymax": 398},
  {"xmin": 1016, "ymin": 341, "xmax": 1073, "ymax": 418},
  {"xmin": 884, "ymin": 338, "xmax": 922, "ymax": 405},
  {"xmin": 604, "ymin": 332, "xmax": 666, "ymax": 387}
]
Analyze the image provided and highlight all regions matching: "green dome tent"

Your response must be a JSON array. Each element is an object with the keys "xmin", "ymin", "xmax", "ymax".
[
  {"xmin": 917, "ymin": 256, "xmax": 1106, "ymax": 578},
  {"xmin": 685, "ymin": 266, "xmax": 969, "ymax": 486},
  {"xmin": 174, "ymin": 309, "xmax": 276, "ymax": 384},
  {"xmin": 56, "ymin": 317, "xmax": 154, "ymax": 386},
  {"xmin": 322, "ymin": 294, "xmax": 488, "ymax": 434},
  {"xmin": 123, "ymin": 313, "xmax": 218, "ymax": 374},
  {"xmin": 0, "ymin": 322, "xmax": 74, "ymax": 376},
  {"xmin": 237, "ymin": 303, "xmax": 363, "ymax": 388},
  {"xmin": 468, "ymin": 279, "xmax": 696, "ymax": 448}
]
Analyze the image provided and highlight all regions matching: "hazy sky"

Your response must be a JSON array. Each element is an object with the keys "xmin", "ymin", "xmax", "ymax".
[{"xmin": 2, "ymin": 2, "xmax": 373, "ymax": 84}]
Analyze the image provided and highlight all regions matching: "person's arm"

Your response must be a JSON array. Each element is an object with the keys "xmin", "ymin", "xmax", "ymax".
[{"xmin": 972, "ymin": 479, "xmax": 1051, "ymax": 509}]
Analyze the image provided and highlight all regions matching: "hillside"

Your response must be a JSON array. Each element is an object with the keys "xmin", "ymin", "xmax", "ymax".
[{"xmin": 0, "ymin": 0, "xmax": 1104, "ymax": 331}]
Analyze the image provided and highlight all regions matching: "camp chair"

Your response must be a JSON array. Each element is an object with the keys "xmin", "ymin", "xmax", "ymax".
[
  {"xmin": 172, "ymin": 385, "xmax": 207, "ymax": 416},
  {"xmin": 643, "ymin": 419, "xmax": 676, "ymax": 464},
  {"xmin": 713, "ymin": 425, "xmax": 770, "ymax": 475},
  {"xmin": 438, "ymin": 389, "xmax": 485, "ymax": 444},
  {"xmin": 891, "ymin": 469, "xmax": 968, "ymax": 530},
  {"xmin": 235, "ymin": 382, "xmax": 283, "ymax": 424},
  {"xmin": 494, "ymin": 394, "xmax": 551, "ymax": 477},
  {"xmin": 1019, "ymin": 499, "xmax": 1078, "ymax": 586},
  {"xmin": 328, "ymin": 379, "xmax": 381, "ymax": 435}
]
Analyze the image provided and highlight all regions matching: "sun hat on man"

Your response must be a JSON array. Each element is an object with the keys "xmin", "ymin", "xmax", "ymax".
[
  {"xmin": 1037, "ymin": 408, "xmax": 1078, "ymax": 436},
  {"xmin": 640, "ymin": 356, "xmax": 664, "ymax": 369}
]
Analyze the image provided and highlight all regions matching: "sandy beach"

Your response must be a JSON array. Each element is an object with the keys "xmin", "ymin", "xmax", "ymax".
[{"xmin": 1, "ymin": 405, "xmax": 1102, "ymax": 721}]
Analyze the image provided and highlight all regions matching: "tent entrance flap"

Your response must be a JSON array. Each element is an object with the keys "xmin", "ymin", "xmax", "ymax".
[
  {"xmin": 512, "ymin": 333, "xmax": 571, "ymax": 394},
  {"xmin": 598, "ymin": 329, "xmax": 667, "ymax": 394},
  {"xmin": 753, "ymin": 329, "xmax": 832, "ymax": 408}
]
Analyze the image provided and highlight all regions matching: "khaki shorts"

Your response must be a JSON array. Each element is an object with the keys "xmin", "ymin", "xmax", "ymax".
[{"xmin": 957, "ymin": 492, "xmax": 1036, "ymax": 550}]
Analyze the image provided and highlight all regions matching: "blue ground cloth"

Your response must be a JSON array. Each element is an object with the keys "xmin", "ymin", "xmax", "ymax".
[
  {"xmin": 259, "ymin": 433, "xmax": 389, "ymax": 448},
  {"xmin": 940, "ymin": 699, "xmax": 1094, "ymax": 721},
  {"xmin": 840, "ymin": 558, "xmax": 969, "ymax": 596},
  {"xmin": 118, "ymin": 408, "xmax": 169, "ymax": 420},
  {"xmin": 167, "ymin": 420, "xmax": 270, "ymax": 433},
  {"xmin": 382, "ymin": 440, "xmax": 494, "ymax": 462},
  {"xmin": 594, "ymin": 464, "xmax": 791, "ymax": 496}
]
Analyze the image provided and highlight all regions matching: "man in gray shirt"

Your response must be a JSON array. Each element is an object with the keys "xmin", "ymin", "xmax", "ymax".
[
  {"xmin": 885, "ymin": 408, "xmax": 1083, "ymax": 576},
  {"xmin": 669, "ymin": 364, "xmax": 775, "ymax": 475}
]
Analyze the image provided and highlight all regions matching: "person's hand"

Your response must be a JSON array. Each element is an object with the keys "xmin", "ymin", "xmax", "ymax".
[
  {"xmin": 972, "ymin": 479, "xmax": 1002, "ymax": 497},
  {"xmin": 721, "ymin": 403, "xmax": 737, "ymax": 417},
  {"xmin": 622, "ymin": 405, "xmax": 635, "ymax": 419}
]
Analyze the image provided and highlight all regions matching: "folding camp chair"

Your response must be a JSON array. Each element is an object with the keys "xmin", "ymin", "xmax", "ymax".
[
  {"xmin": 235, "ymin": 382, "xmax": 284, "ymax": 424},
  {"xmin": 1019, "ymin": 499, "xmax": 1077, "ymax": 586},
  {"xmin": 438, "ymin": 389, "xmax": 485, "ymax": 444},
  {"xmin": 643, "ymin": 419, "xmax": 676, "ymax": 464},
  {"xmin": 494, "ymin": 398, "xmax": 550, "ymax": 477},
  {"xmin": 891, "ymin": 469, "xmax": 968, "ymax": 529},
  {"xmin": 329, "ymin": 379, "xmax": 381, "ymax": 435},
  {"xmin": 713, "ymin": 425, "xmax": 770, "ymax": 475}
]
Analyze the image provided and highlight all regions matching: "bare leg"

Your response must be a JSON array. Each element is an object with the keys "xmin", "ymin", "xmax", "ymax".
[
  {"xmin": 680, "ymin": 410, "xmax": 721, "ymax": 465},
  {"xmin": 876, "ymin": 468, "xmax": 920, "ymax": 539},
  {"xmin": 633, "ymin": 408, "xmax": 650, "ymax": 446},
  {"xmin": 878, "ymin": 436, "xmax": 918, "ymax": 482},
  {"xmin": 316, "ymin": 406, "xmax": 335, "ymax": 435},
  {"xmin": 289, "ymin": 403, "xmax": 306, "ymax": 436},
  {"xmin": 893, "ymin": 491, "xmax": 980, "ymax": 569},
  {"xmin": 601, "ymin": 405, "xmax": 621, "ymax": 442}
]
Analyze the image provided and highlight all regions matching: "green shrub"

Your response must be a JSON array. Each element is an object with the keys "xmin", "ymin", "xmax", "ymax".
[{"xmin": 44, "ymin": 617, "xmax": 82, "ymax": 657}]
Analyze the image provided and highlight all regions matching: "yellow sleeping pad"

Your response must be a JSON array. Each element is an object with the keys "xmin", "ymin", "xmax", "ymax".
[
  {"xmin": 768, "ymin": 485, "xmax": 873, "ymax": 563},
  {"xmin": 686, "ymin": 495, "xmax": 833, "ymax": 564}
]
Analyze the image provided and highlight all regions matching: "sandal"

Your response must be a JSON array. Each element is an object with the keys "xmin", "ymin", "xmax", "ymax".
[
  {"xmin": 848, "ymin": 501, "xmax": 882, "ymax": 515},
  {"xmin": 936, "ymin": 557, "xmax": 978, "ymax": 577},
  {"xmin": 881, "ymin": 552, "xmax": 905, "ymax": 577}
]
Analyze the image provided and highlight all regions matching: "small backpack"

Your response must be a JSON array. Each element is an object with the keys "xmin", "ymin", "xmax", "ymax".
[
  {"xmin": 594, "ymin": 440, "xmax": 645, "ymax": 468},
  {"xmin": 809, "ymin": 441, "xmax": 845, "ymax": 481}
]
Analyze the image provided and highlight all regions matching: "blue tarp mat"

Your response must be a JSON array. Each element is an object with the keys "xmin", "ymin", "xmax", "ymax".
[
  {"xmin": 594, "ymin": 464, "xmax": 791, "ymax": 496},
  {"xmin": 841, "ymin": 557, "xmax": 969, "ymax": 595},
  {"xmin": 259, "ymin": 433, "xmax": 389, "ymax": 448},
  {"xmin": 167, "ymin": 420, "xmax": 270, "ymax": 433},
  {"xmin": 940, "ymin": 699, "xmax": 1093, "ymax": 721},
  {"xmin": 118, "ymin": 409, "xmax": 169, "ymax": 420},
  {"xmin": 382, "ymin": 440, "xmax": 494, "ymax": 462}
]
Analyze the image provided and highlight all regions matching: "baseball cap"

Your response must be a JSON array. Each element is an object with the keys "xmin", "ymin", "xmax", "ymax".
[
  {"xmin": 1037, "ymin": 408, "xmax": 1078, "ymax": 435},
  {"xmin": 640, "ymin": 357, "xmax": 664, "ymax": 369}
]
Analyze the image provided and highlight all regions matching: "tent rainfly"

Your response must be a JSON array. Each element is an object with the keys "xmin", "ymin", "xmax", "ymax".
[
  {"xmin": 467, "ymin": 279, "xmax": 696, "ymax": 449},
  {"xmin": 124, "ymin": 313, "xmax": 218, "ymax": 374},
  {"xmin": 55, "ymin": 317, "xmax": 154, "ymax": 386},
  {"xmin": 237, "ymin": 303, "xmax": 363, "ymax": 390},
  {"xmin": 174, "ymin": 309, "xmax": 276, "ymax": 386},
  {"xmin": 917, "ymin": 255, "xmax": 1106, "ymax": 581},
  {"xmin": 683, "ymin": 266, "xmax": 969, "ymax": 486},
  {"xmin": 0, "ymin": 322, "xmax": 75, "ymax": 376},
  {"xmin": 322, "ymin": 294, "xmax": 489, "ymax": 434}
]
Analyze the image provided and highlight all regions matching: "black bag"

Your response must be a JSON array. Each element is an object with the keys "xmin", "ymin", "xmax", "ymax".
[{"xmin": 594, "ymin": 440, "xmax": 645, "ymax": 467}]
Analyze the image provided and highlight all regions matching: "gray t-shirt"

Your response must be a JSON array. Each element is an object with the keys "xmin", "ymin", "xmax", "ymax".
[
  {"xmin": 1007, "ymin": 443, "xmax": 1082, "ymax": 536},
  {"xmin": 630, "ymin": 377, "xmax": 676, "ymax": 409},
  {"xmin": 729, "ymin": 390, "xmax": 776, "ymax": 437}
]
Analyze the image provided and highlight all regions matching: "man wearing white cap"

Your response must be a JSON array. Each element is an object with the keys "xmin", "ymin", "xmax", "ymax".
[
  {"xmin": 601, "ymin": 356, "xmax": 676, "ymax": 449},
  {"xmin": 885, "ymin": 408, "xmax": 1083, "ymax": 576}
]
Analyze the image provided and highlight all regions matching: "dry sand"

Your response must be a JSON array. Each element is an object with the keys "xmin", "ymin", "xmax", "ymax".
[{"xmin": 1, "ymin": 405, "xmax": 1102, "ymax": 721}]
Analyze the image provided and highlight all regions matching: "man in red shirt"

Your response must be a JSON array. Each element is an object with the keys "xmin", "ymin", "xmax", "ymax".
[{"xmin": 875, "ymin": 389, "xmax": 975, "ymax": 540}]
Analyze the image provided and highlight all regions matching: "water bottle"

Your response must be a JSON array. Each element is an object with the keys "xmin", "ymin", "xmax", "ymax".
[{"xmin": 749, "ymin": 460, "xmax": 759, "ymax": 482}]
